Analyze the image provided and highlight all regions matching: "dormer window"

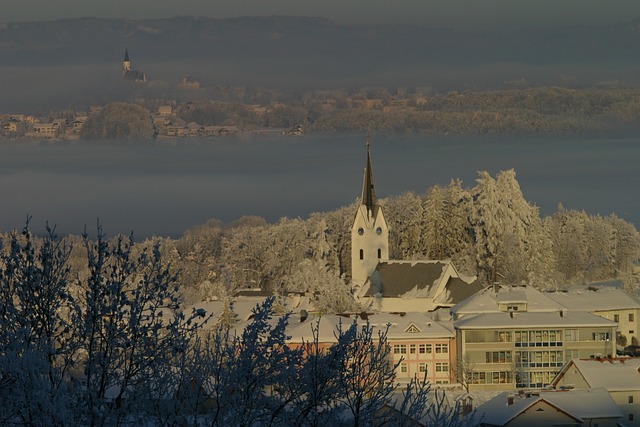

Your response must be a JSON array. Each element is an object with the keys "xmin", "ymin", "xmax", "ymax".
[{"xmin": 405, "ymin": 324, "xmax": 421, "ymax": 333}]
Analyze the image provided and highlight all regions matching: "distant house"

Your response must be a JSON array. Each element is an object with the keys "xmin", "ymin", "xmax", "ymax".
[
  {"xmin": 177, "ymin": 75, "xmax": 200, "ymax": 90},
  {"xmin": 157, "ymin": 105, "xmax": 173, "ymax": 116},
  {"xmin": 29, "ymin": 119, "xmax": 66, "ymax": 138},
  {"xmin": 551, "ymin": 357, "xmax": 640, "ymax": 426},
  {"xmin": 546, "ymin": 284, "xmax": 640, "ymax": 349},
  {"xmin": 68, "ymin": 115, "xmax": 87, "ymax": 133},
  {"xmin": 477, "ymin": 388, "xmax": 622, "ymax": 427}
]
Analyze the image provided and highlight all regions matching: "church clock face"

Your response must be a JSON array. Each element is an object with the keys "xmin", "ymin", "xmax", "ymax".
[
  {"xmin": 358, "ymin": 227, "xmax": 364, "ymax": 235},
  {"xmin": 376, "ymin": 227, "xmax": 383, "ymax": 235}
]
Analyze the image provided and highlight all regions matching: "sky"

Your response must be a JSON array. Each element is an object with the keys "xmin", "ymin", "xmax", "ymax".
[{"xmin": 3, "ymin": 0, "xmax": 639, "ymax": 28}]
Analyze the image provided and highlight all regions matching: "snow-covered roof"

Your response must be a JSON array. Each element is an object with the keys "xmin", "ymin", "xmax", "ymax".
[
  {"xmin": 363, "ymin": 260, "xmax": 482, "ymax": 305},
  {"xmin": 477, "ymin": 388, "xmax": 622, "ymax": 426},
  {"xmin": 367, "ymin": 312, "xmax": 455, "ymax": 339},
  {"xmin": 285, "ymin": 312, "xmax": 454, "ymax": 344},
  {"xmin": 546, "ymin": 285, "xmax": 640, "ymax": 312},
  {"xmin": 454, "ymin": 311, "xmax": 616, "ymax": 330},
  {"xmin": 553, "ymin": 357, "xmax": 640, "ymax": 391},
  {"xmin": 451, "ymin": 284, "xmax": 568, "ymax": 316}
]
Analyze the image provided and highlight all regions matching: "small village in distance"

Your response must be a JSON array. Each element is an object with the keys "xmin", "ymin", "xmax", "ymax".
[{"xmin": 3, "ymin": 49, "xmax": 640, "ymax": 142}]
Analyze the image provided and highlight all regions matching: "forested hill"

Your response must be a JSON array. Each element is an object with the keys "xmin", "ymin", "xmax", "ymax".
[{"xmin": 1, "ymin": 15, "xmax": 639, "ymax": 70}]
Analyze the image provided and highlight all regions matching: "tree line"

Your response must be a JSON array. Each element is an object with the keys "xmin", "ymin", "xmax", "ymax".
[
  {"xmin": 147, "ymin": 169, "xmax": 639, "ymax": 306},
  {"xmin": 33, "ymin": 86, "xmax": 640, "ymax": 141}
]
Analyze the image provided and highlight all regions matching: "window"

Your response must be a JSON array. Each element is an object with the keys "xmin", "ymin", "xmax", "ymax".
[
  {"xmin": 359, "ymin": 249, "xmax": 364, "ymax": 260},
  {"xmin": 486, "ymin": 351, "xmax": 512, "ymax": 364},
  {"xmin": 435, "ymin": 362, "xmax": 449, "ymax": 373},
  {"xmin": 614, "ymin": 314, "xmax": 620, "ymax": 322},
  {"xmin": 377, "ymin": 248, "xmax": 381, "ymax": 259},
  {"xmin": 498, "ymin": 331, "xmax": 512, "ymax": 342},
  {"xmin": 357, "ymin": 227, "xmax": 364, "ymax": 235},
  {"xmin": 394, "ymin": 345, "xmax": 407, "ymax": 355},
  {"xmin": 419, "ymin": 344, "xmax": 432, "ymax": 354},
  {"xmin": 592, "ymin": 332, "xmax": 611, "ymax": 341},
  {"xmin": 629, "ymin": 396, "xmax": 634, "ymax": 404},
  {"xmin": 410, "ymin": 345, "xmax": 416, "ymax": 354},
  {"xmin": 565, "ymin": 329, "xmax": 579, "ymax": 341},
  {"xmin": 630, "ymin": 313, "xmax": 635, "ymax": 322},
  {"xmin": 435, "ymin": 344, "xmax": 448, "ymax": 354},
  {"xmin": 419, "ymin": 363, "xmax": 427, "ymax": 373},
  {"xmin": 400, "ymin": 363, "xmax": 407, "ymax": 373},
  {"xmin": 630, "ymin": 330, "xmax": 635, "ymax": 335},
  {"xmin": 630, "ymin": 414, "xmax": 634, "ymax": 422}
]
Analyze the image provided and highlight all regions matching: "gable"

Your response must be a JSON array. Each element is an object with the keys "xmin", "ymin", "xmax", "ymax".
[
  {"xmin": 434, "ymin": 276, "xmax": 484, "ymax": 305},
  {"xmin": 405, "ymin": 323, "xmax": 421, "ymax": 333},
  {"xmin": 510, "ymin": 400, "xmax": 582, "ymax": 426}
]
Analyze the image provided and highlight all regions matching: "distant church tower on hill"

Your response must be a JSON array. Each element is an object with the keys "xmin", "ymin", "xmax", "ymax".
[
  {"xmin": 351, "ymin": 138, "xmax": 389, "ymax": 286},
  {"xmin": 122, "ymin": 48, "xmax": 132, "ymax": 72},
  {"xmin": 121, "ymin": 48, "xmax": 147, "ymax": 82}
]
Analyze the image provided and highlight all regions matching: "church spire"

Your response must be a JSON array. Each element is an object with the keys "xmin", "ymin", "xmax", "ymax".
[
  {"xmin": 351, "ymin": 135, "xmax": 389, "ymax": 286},
  {"xmin": 123, "ymin": 48, "xmax": 131, "ymax": 71},
  {"xmin": 361, "ymin": 135, "xmax": 377, "ymax": 216}
]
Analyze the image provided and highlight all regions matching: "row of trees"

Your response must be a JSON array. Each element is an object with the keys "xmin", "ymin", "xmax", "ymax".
[
  {"xmin": 36, "ymin": 86, "xmax": 640, "ymax": 142},
  {"xmin": 0, "ymin": 224, "xmax": 474, "ymax": 425},
  {"xmin": 156, "ymin": 169, "xmax": 639, "ymax": 305}
]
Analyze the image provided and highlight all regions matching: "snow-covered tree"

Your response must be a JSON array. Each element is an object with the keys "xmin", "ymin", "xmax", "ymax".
[
  {"xmin": 385, "ymin": 191, "xmax": 426, "ymax": 260},
  {"xmin": 469, "ymin": 169, "xmax": 552, "ymax": 286},
  {"xmin": 77, "ymin": 226, "xmax": 202, "ymax": 425},
  {"xmin": 0, "ymin": 222, "xmax": 79, "ymax": 425}
]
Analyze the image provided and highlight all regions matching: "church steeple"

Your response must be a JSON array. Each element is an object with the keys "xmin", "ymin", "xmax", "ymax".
[
  {"xmin": 361, "ymin": 136, "xmax": 377, "ymax": 217},
  {"xmin": 351, "ymin": 136, "xmax": 389, "ymax": 286},
  {"xmin": 122, "ymin": 48, "xmax": 131, "ymax": 71}
]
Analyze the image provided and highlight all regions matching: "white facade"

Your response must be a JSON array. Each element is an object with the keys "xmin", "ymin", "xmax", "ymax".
[{"xmin": 350, "ymin": 142, "xmax": 389, "ymax": 285}]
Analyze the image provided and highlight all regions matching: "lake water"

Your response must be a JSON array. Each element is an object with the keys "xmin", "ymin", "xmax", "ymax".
[{"xmin": 0, "ymin": 133, "xmax": 638, "ymax": 238}]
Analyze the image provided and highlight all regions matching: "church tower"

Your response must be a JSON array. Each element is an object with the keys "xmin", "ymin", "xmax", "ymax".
[
  {"xmin": 122, "ymin": 48, "xmax": 131, "ymax": 72},
  {"xmin": 351, "ymin": 138, "xmax": 389, "ymax": 286}
]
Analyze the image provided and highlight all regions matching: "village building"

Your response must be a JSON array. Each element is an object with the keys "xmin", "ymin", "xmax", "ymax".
[
  {"xmin": 285, "ymin": 311, "xmax": 457, "ymax": 385},
  {"xmin": 476, "ymin": 388, "xmax": 622, "ymax": 427},
  {"xmin": 551, "ymin": 357, "xmax": 640, "ymax": 426},
  {"xmin": 157, "ymin": 105, "xmax": 173, "ymax": 116},
  {"xmin": 451, "ymin": 284, "xmax": 618, "ymax": 390},
  {"xmin": 545, "ymin": 283, "xmax": 640, "ymax": 349},
  {"xmin": 177, "ymin": 75, "xmax": 200, "ymax": 90}
]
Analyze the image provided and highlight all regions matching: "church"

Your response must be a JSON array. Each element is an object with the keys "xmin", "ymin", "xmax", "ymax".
[
  {"xmin": 121, "ymin": 49, "xmax": 147, "ymax": 83},
  {"xmin": 351, "ymin": 140, "xmax": 483, "ymax": 313}
]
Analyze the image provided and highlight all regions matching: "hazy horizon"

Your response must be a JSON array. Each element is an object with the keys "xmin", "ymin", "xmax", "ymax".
[{"xmin": 3, "ymin": 0, "xmax": 640, "ymax": 30}]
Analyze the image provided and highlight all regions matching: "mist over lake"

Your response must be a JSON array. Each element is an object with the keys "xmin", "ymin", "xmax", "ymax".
[{"xmin": 1, "ymin": 133, "xmax": 638, "ymax": 238}]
